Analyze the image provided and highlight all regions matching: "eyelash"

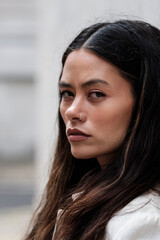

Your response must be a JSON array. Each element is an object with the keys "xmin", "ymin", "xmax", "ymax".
[
  {"xmin": 60, "ymin": 91, "xmax": 74, "ymax": 98},
  {"xmin": 60, "ymin": 90, "xmax": 106, "ymax": 101},
  {"xmin": 89, "ymin": 91, "xmax": 106, "ymax": 99}
]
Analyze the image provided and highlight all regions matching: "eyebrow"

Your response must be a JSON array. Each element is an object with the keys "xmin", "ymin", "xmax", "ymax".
[{"xmin": 59, "ymin": 79, "xmax": 109, "ymax": 88}]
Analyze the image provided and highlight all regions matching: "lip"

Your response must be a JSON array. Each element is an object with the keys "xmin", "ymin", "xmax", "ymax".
[{"xmin": 67, "ymin": 128, "xmax": 91, "ymax": 142}]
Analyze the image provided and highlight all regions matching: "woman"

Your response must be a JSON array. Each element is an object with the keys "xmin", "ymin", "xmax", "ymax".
[{"xmin": 25, "ymin": 20, "xmax": 160, "ymax": 240}]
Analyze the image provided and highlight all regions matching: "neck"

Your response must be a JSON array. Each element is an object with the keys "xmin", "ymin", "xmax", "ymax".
[{"xmin": 97, "ymin": 152, "xmax": 118, "ymax": 170}]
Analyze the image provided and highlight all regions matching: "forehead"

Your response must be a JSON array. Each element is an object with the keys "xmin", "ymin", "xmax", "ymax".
[
  {"xmin": 63, "ymin": 49, "xmax": 114, "ymax": 69},
  {"xmin": 61, "ymin": 49, "xmax": 121, "ymax": 82}
]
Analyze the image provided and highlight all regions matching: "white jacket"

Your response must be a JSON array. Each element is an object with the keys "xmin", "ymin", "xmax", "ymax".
[
  {"xmin": 53, "ymin": 191, "xmax": 160, "ymax": 239},
  {"xmin": 106, "ymin": 191, "xmax": 160, "ymax": 239}
]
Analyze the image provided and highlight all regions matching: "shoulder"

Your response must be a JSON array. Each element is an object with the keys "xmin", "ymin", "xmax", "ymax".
[{"xmin": 106, "ymin": 191, "xmax": 160, "ymax": 240}]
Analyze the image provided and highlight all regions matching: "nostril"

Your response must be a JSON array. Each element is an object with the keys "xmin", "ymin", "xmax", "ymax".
[
  {"xmin": 72, "ymin": 116, "xmax": 81, "ymax": 121},
  {"xmin": 65, "ymin": 111, "xmax": 84, "ymax": 122},
  {"xmin": 65, "ymin": 102, "xmax": 86, "ymax": 122}
]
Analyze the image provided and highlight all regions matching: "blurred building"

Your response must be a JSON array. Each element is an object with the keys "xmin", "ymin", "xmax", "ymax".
[
  {"xmin": 0, "ymin": 0, "xmax": 36, "ymax": 163},
  {"xmin": 0, "ymin": 0, "xmax": 37, "ymax": 197},
  {"xmin": 0, "ymin": 1, "xmax": 37, "ymax": 238}
]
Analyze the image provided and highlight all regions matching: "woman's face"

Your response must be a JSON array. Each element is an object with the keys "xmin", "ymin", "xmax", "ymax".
[{"xmin": 59, "ymin": 49, "xmax": 135, "ymax": 167}]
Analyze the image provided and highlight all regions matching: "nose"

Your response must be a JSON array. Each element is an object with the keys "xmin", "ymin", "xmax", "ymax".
[{"xmin": 65, "ymin": 98, "xmax": 86, "ymax": 122}]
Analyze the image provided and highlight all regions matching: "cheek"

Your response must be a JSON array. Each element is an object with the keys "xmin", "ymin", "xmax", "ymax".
[{"xmin": 93, "ymin": 103, "xmax": 133, "ymax": 134}]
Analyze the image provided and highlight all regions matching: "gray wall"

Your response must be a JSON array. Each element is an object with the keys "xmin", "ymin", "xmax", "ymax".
[{"xmin": 0, "ymin": 0, "xmax": 37, "ymax": 162}]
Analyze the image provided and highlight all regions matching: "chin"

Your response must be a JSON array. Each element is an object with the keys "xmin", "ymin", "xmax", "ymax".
[{"xmin": 71, "ymin": 150, "xmax": 95, "ymax": 159}]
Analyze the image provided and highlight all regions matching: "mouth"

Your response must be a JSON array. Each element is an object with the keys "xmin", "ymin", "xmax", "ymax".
[{"xmin": 67, "ymin": 128, "xmax": 91, "ymax": 142}]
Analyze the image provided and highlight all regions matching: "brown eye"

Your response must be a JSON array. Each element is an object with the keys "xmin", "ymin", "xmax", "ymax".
[
  {"xmin": 88, "ymin": 91, "xmax": 106, "ymax": 99},
  {"xmin": 60, "ymin": 91, "xmax": 74, "ymax": 100}
]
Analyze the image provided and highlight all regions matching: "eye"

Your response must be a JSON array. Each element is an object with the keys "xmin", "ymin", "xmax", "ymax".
[
  {"xmin": 88, "ymin": 91, "xmax": 106, "ymax": 101},
  {"xmin": 60, "ymin": 90, "xmax": 74, "ymax": 100}
]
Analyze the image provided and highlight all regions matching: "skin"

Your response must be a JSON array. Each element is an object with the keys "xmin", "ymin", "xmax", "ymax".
[{"xmin": 59, "ymin": 49, "xmax": 135, "ymax": 168}]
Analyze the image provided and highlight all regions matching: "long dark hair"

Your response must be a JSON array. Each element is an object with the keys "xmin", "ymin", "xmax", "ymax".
[{"xmin": 24, "ymin": 20, "xmax": 160, "ymax": 240}]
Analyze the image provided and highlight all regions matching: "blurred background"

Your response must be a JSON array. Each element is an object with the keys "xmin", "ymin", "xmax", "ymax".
[{"xmin": 0, "ymin": 0, "xmax": 160, "ymax": 239}]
